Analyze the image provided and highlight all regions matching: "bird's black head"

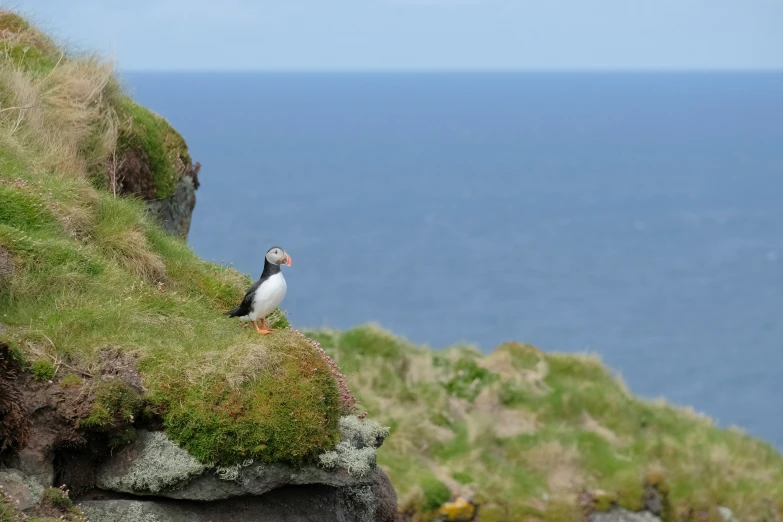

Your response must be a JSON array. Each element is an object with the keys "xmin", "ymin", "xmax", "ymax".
[{"xmin": 266, "ymin": 246, "xmax": 292, "ymax": 267}]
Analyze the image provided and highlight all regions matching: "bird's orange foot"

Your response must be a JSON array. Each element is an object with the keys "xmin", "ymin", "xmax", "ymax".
[
  {"xmin": 257, "ymin": 319, "xmax": 273, "ymax": 335},
  {"xmin": 254, "ymin": 320, "xmax": 273, "ymax": 335}
]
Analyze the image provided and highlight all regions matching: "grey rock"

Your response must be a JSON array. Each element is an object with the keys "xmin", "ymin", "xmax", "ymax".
[
  {"xmin": 97, "ymin": 431, "xmax": 206, "ymax": 494},
  {"xmin": 5, "ymin": 447, "xmax": 54, "ymax": 495},
  {"xmin": 588, "ymin": 508, "xmax": 661, "ymax": 522},
  {"xmin": 0, "ymin": 469, "xmax": 44, "ymax": 511},
  {"xmin": 96, "ymin": 416, "xmax": 391, "ymax": 501},
  {"xmin": 164, "ymin": 461, "xmax": 379, "ymax": 501},
  {"xmin": 146, "ymin": 176, "xmax": 196, "ymax": 238},
  {"xmin": 82, "ymin": 473, "xmax": 397, "ymax": 522},
  {"xmin": 320, "ymin": 417, "xmax": 389, "ymax": 478},
  {"xmin": 369, "ymin": 466, "xmax": 397, "ymax": 522},
  {"xmin": 643, "ymin": 483, "xmax": 663, "ymax": 516}
]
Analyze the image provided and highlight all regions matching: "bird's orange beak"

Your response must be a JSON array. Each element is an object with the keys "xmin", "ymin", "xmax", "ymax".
[{"xmin": 284, "ymin": 253, "xmax": 293, "ymax": 266}]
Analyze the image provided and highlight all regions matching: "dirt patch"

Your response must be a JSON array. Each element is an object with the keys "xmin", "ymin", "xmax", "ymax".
[
  {"xmin": 0, "ymin": 245, "xmax": 14, "ymax": 282},
  {"xmin": 115, "ymin": 147, "xmax": 200, "ymax": 201},
  {"xmin": 0, "ymin": 342, "xmax": 30, "ymax": 452},
  {"xmin": 116, "ymin": 147, "xmax": 156, "ymax": 199},
  {"xmin": 1, "ymin": 344, "xmax": 157, "ymax": 498},
  {"xmin": 99, "ymin": 345, "xmax": 144, "ymax": 392}
]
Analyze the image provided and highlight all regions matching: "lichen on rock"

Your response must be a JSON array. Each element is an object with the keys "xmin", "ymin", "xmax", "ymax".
[
  {"xmin": 319, "ymin": 416, "xmax": 390, "ymax": 479},
  {"xmin": 94, "ymin": 415, "xmax": 390, "ymax": 503},
  {"xmin": 96, "ymin": 430, "xmax": 206, "ymax": 494}
]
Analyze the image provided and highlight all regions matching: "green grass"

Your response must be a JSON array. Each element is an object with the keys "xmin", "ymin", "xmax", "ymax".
[
  {"xmin": 311, "ymin": 324, "xmax": 783, "ymax": 521},
  {"xmin": 30, "ymin": 358, "xmax": 55, "ymax": 381},
  {"xmin": 0, "ymin": 178, "xmax": 347, "ymax": 465},
  {"xmin": 114, "ymin": 96, "xmax": 191, "ymax": 199},
  {"xmin": 0, "ymin": 11, "xmax": 349, "ymax": 468},
  {"xmin": 420, "ymin": 475, "xmax": 451, "ymax": 510}
]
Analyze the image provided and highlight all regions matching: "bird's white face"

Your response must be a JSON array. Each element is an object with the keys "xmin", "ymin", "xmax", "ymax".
[{"xmin": 266, "ymin": 246, "xmax": 292, "ymax": 266}]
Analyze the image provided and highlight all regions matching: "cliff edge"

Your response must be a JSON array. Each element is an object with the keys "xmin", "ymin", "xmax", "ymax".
[{"xmin": 0, "ymin": 10, "xmax": 395, "ymax": 522}]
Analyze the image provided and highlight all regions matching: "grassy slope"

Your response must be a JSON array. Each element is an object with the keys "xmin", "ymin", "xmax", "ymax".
[
  {"xmin": 0, "ymin": 11, "xmax": 349, "ymax": 467},
  {"xmin": 310, "ymin": 325, "xmax": 783, "ymax": 521}
]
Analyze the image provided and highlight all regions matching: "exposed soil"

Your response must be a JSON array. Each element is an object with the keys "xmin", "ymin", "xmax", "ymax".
[
  {"xmin": 116, "ymin": 146, "xmax": 156, "ymax": 199},
  {"xmin": 115, "ymin": 150, "xmax": 200, "ymax": 200},
  {"xmin": 0, "ymin": 342, "xmax": 29, "ymax": 452},
  {"xmin": 98, "ymin": 345, "xmax": 144, "ymax": 392},
  {"xmin": 0, "ymin": 245, "xmax": 14, "ymax": 282},
  {"xmin": 0, "ymin": 343, "xmax": 157, "ymax": 496}
]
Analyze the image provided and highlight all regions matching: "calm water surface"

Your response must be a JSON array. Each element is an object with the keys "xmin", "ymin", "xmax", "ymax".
[{"xmin": 124, "ymin": 72, "xmax": 783, "ymax": 448}]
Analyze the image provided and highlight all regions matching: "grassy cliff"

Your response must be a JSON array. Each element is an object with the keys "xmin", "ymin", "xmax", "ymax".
[
  {"xmin": 0, "ymin": 11, "xmax": 352, "ymax": 468},
  {"xmin": 311, "ymin": 325, "xmax": 783, "ymax": 521}
]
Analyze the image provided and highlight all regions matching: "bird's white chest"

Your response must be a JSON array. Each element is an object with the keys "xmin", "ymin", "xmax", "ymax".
[{"xmin": 250, "ymin": 272, "xmax": 287, "ymax": 319}]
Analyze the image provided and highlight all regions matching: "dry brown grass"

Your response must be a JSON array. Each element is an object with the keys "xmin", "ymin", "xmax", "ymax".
[
  {"xmin": 0, "ymin": 15, "xmax": 120, "ymax": 181},
  {"xmin": 96, "ymin": 225, "xmax": 166, "ymax": 282},
  {"xmin": 0, "ymin": 10, "xmax": 59, "ymax": 56},
  {"xmin": 580, "ymin": 412, "xmax": 620, "ymax": 446},
  {"xmin": 469, "ymin": 387, "xmax": 538, "ymax": 440},
  {"xmin": 182, "ymin": 342, "xmax": 285, "ymax": 389},
  {"xmin": 524, "ymin": 441, "xmax": 583, "ymax": 499}
]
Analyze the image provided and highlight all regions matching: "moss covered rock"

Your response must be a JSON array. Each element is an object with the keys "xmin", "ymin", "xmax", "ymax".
[
  {"xmin": 114, "ymin": 97, "xmax": 195, "ymax": 201},
  {"xmin": 96, "ymin": 418, "xmax": 389, "ymax": 501}
]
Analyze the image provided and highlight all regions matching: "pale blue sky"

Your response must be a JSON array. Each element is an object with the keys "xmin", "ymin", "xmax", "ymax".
[{"xmin": 7, "ymin": 0, "xmax": 783, "ymax": 71}]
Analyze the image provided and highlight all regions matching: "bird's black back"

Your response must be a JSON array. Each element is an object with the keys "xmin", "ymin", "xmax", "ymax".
[{"xmin": 225, "ymin": 258, "xmax": 281, "ymax": 317}]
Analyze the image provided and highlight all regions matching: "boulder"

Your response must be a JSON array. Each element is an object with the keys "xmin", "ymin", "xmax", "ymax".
[
  {"xmin": 0, "ymin": 468, "xmax": 43, "ymax": 511},
  {"xmin": 82, "ymin": 476, "xmax": 395, "ymax": 522}
]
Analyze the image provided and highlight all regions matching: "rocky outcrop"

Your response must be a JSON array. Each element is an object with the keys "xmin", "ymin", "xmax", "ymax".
[
  {"xmin": 2, "ymin": 421, "xmax": 396, "ymax": 521},
  {"xmin": 145, "ymin": 170, "xmax": 198, "ymax": 239},
  {"xmin": 82, "ymin": 420, "xmax": 395, "ymax": 521},
  {"xmin": 81, "ymin": 474, "xmax": 395, "ymax": 522},
  {"xmin": 0, "ymin": 344, "xmax": 396, "ymax": 521}
]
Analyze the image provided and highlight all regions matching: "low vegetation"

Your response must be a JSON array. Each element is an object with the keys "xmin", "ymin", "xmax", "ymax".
[
  {"xmin": 1, "ymin": 486, "xmax": 87, "ymax": 522},
  {"xmin": 0, "ymin": 10, "xmax": 352, "ymax": 468},
  {"xmin": 311, "ymin": 325, "xmax": 783, "ymax": 521}
]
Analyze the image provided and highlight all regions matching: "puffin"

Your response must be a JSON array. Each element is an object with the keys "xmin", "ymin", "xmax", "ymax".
[{"xmin": 225, "ymin": 246, "xmax": 293, "ymax": 334}]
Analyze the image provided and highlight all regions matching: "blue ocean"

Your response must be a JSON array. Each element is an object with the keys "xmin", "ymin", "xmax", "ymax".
[{"xmin": 124, "ymin": 72, "xmax": 783, "ymax": 449}]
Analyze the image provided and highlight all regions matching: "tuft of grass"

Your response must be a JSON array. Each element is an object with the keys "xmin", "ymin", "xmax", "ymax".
[
  {"xmin": 80, "ymin": 380, "xmax": 143, "ymax": 430},
  {"xmin": 41, "ymin": 487, "xmax": 73, "ymax": 510},
  {"xmin": 58, "ymin": 373, "xmax": 83, "ymax": 388},
  {"xmin": 420, "ymin": 475, "xmax": 451, "ymax": 511},
  {"xmin": 441, "ymin": 357, "xmax": 498, "ymax": 402},
  {"xmin": 31, "ymin": 358, "xmax": 55, "ymax": 381},
  {"xmin": 92, "ymin": 195, "xmax": 165, "ymax": 282},
  {"xmin": 451, "ymin": 471, "xmax": 474, "ymax": 485}
]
